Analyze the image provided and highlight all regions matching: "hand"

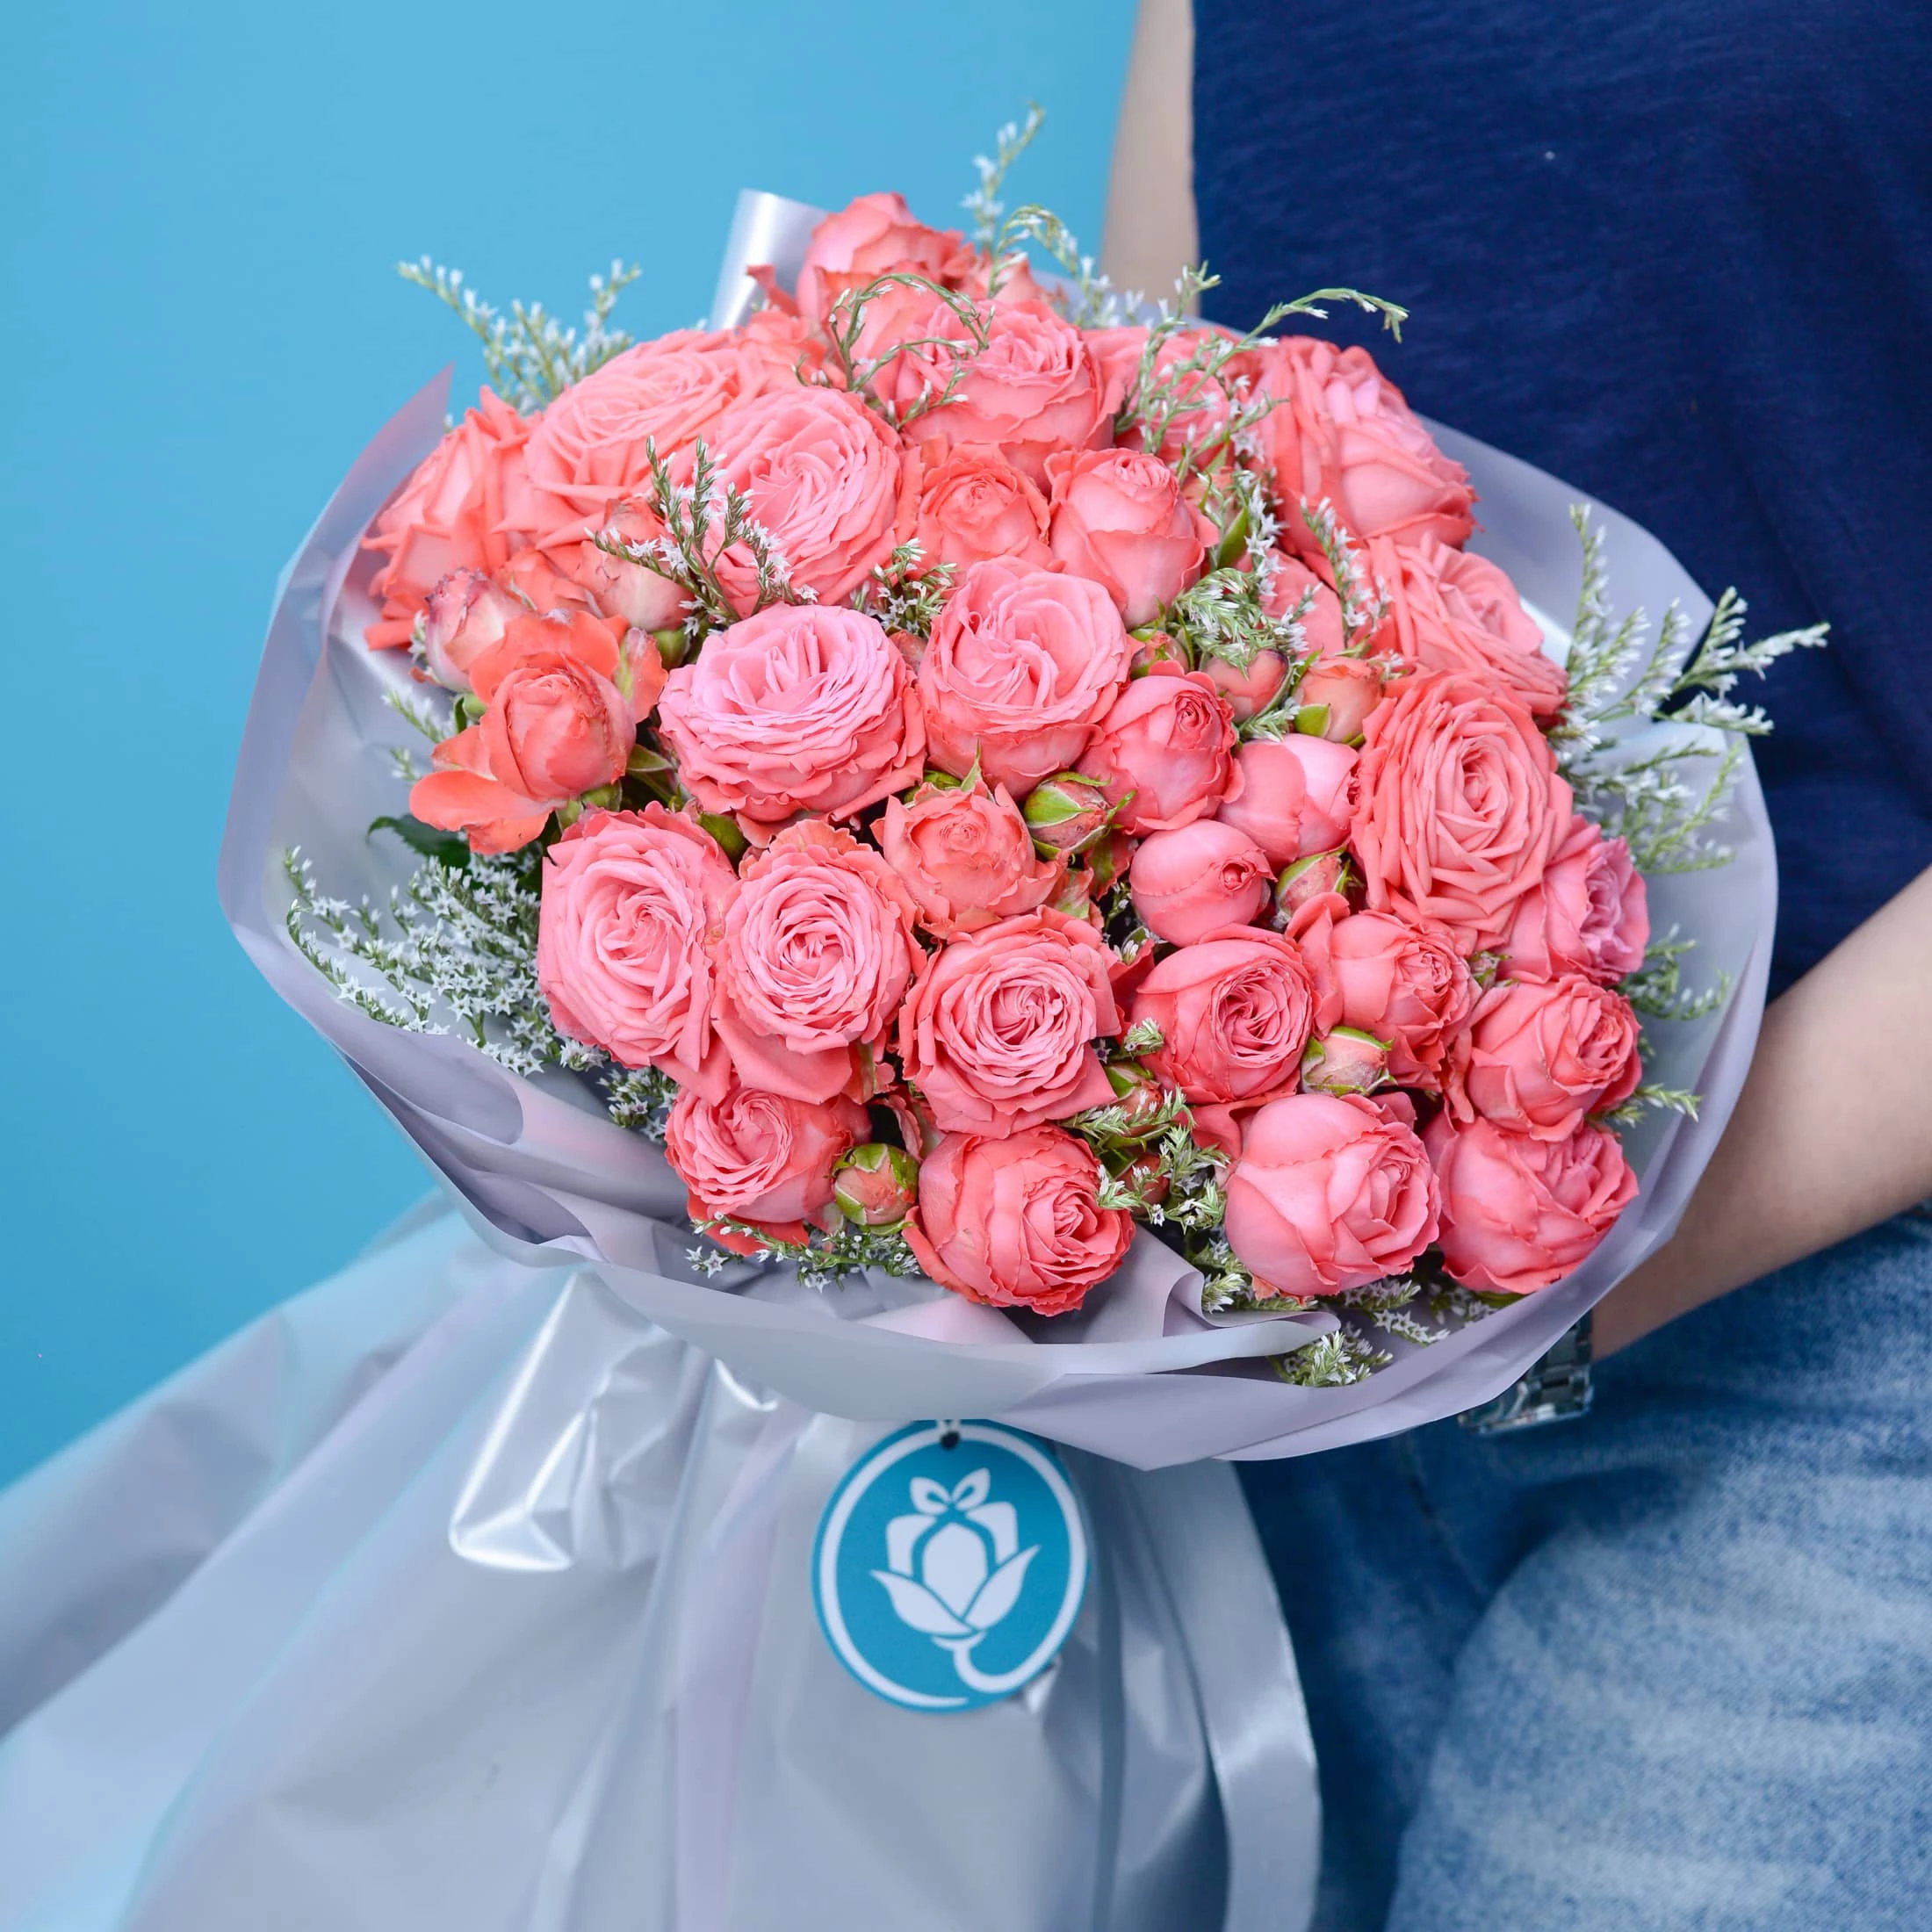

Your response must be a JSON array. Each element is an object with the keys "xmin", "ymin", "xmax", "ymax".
[{"xmin": 1594, "ymin": 864, "xmax": 1932, "ymax": 1356}]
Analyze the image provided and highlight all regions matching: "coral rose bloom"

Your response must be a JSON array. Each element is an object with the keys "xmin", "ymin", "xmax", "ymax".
[
  {"xmin": 897, "ymin": 909, "xmax": 1121, "ymax": 1136},
  {"xmin": 912, "ymin": 448, "xmax": 1053, "ymax": 573},
  {"xmin": 715, "ymin": 824, "xmax": 919, "ymax": 1105},
  {"xmin": 1350, "ymin": 669, "xmax": 1574, "ymax": 953},
  {"xmin": 1426, "ymin": 1113, "xmax": 1637, "ymax": 1294},
  {"xmin": 1225, "ymin": 1092, "xmax": 1440, "ymax": 1298},
  {"xmin": 1045, "ymin": 447, "xmax": 1216, "ymax": 627},
  {"xmin": 905, "ymin": 1126, "xmax": 1132, "ymax": 1316},
  {"xmin": 1447, "ymin": 975, "xmax": 1643, "ymax": 1141},
  {"xmin": 1498, "ymin": 814, "xmax": 1649, "ymax": 985},
  {"xmin": 1082, "ymin": 665, "xmax": 1242, "ymax": 833},
  {"xmin": 1129, "ymin": 822, "xmax": 1272, "ymax": 946},
  {"xmin": 919, "ymin": 559, "xmax": 1131, "ymax": 792},
  {"xmin": 1132, "ymin": 929, "xmax": 1316, "ymax": 1106},
  {"xmin": 667, "ymin": 1084, "xmax": 869, "ymax": 1243},
  {"xmin": 1215, "ymin": 736, "xmax": 1356, "ymax": 868},
  {"xmin": 1375, "ymin": 534, "xmax": 1568, "ymax": 723},
  {"xmin": 912, "ymin": 301, "xmax": 1112, "ymax": 485},
  {"xmin": 794, "ymin": 190, "xmax": 962, "ymax": 331},
  {"xmin": 657, "ymin": 602, "xmax": 925, "ymax": 833},
  {"xmin": 364, "ymin": 389, "xmax": 530, "ymax": 645},
  {"xmin": 537, "ymin": 807, "xmax": 738, "ymax": 1099},
  {"xmin": 410, "ymin": 610, "xmax": 663, "ymax": 855},
  {"xmin": 879, "ymin": 776, "xmax": 1062, "ymax": 939},
  {"xmin": 519, "ymin": 331, "xmax": 772, "ymax": 545},
  {"xmin": 1251, "ymin": 336, "xmax": 1474, "ymax": 553},
  {"xmin": 1289, "ymin": 902, "xmax": 1477, "ymax": 1091},
  {"xmin": 705, "ymin": 385, "xmax": 916, "ymax": 613}
]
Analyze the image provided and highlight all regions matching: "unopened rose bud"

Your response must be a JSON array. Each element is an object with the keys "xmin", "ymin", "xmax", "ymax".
[
  {"xmin": 422, "ymin": 568, "xmax": 519, "ymax": 693},
  {"xmin": 1201, "ymin": 650, "xmax": 1289, "ymax": 723},
  {"xmin": 1115, "ymin": 1151, "xmax": 1171, "ymax": 1209},
  {"xmin": 1275, "ymin": 849, "xmax": 1348, "ymax": 920},
  {"xmin": 1296, "ymin": 657, "xmax": 1385, "ymax": 742},
  {"xmin": 652, "ymin": 626, "xmax": 689, "ymax": 669},
  {"xmin": 1023, "ymin": 773, "xmax": 1114, "ymax": 856},
  {"xmin": 1105, "ymin": 1062, "xmax": 1171, "ymax": 1136},
  {"xmin": 1300, "ymin": 1026, "xmax": 1389, "ymax": 1096},
  {"xmin": 1129, "ymin": 628, "xmax": 1187, "ymax": 675},
  {"xmin": 833, "ymin": 1143, "xmax": 920, "ymax": 1227}
]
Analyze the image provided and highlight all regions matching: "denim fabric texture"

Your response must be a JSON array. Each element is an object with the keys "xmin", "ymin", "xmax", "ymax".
[{"xmin": 1241, "ymin": 1206, "xmax": 1932, "ymax": 1930}]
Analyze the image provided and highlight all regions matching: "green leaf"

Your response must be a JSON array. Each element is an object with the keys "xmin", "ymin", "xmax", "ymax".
[{"xmin": 368, "ymin": 814, "xmax": 471, "ymax": 868}]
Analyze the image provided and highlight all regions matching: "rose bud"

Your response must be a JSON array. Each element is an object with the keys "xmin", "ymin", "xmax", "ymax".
[
  {"xmin": 1296, "ymin": 656, "xmax": 1385, "ymax": 742},
  {"xmin": 1114, "ymin": 1151, "xmax": 1171, "ymax": 1209},
  {"xmin": 833, "ymin": 1143, "xmax": 921, "ymax": 1228},
  {"xmin": 1129, "ymin": 821, "xmax": 1272, "ymax": 946},
  {"xmin": 1130, "ymin": 628, "xmax": 1190, "ymax": 675},
  {"xmin": 1300, "ymin": 1026, "xmax": 1390, "ymax": 1096},
  {"xmin": 422, "ymin": 568, "xmax": 521, "ymax": 694},
  {"xmin": 1104, "ymin": 1061, "xmax": 1172, "ymax": 1137},
  {"xmin": 1215, "ymin": 736, "xmax": 1359, "ymax": 869},
  {"xmin": 570, "ymin": 496, "xmax": 691, "ymax": 634},
  {"xmin": 1024, "ymin": 772, "xmax": 1115, "ymax": 856},
  {"xmin": 1044, "ymin": 446, "xmax": 1217, "ymax": 628},
  {"xmin": 1275, "ymin": 850, "xmax": 1349, "ymax": 921},
  {"xmin": 1200, "ymin": 650, "xmax": 1289, "ymax": 722}
]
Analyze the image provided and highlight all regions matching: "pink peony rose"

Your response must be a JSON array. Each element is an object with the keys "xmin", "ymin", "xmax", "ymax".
[
  {"xmin": 1375, "ymin": 534, "xmax": 1567, "ymax": 722},
  {"xmin": 879, "ymin": 775, "xmax": 1063, "ymax": 939},
  {"xmin": 657, "ymin": 602, "xmax": 925, "ymax": 833},
  {"xmin": 364, "ymin": 389, "xmax": 530, "ymax": 646},
  {"xmin": 714, "ymin": 822, "xmax": 919, "ymax": 1104},
  {"xmin": 1288, "ymin": 902, "xmax": 1477, "ymax": 1090},
  {"xmin": 1214, "ymin": 736, "xmax": 1358, "ymax": 869},
  {"xmin": 1129, "ymin": 821, "xmax": 1272, "ymax": 945},
  {"xmin": 736, "ymin": 306, "xmax": 831, "ymax": 386},
  {"xmin": 1080, "ymin": 666, "xmax": 1242, "ymax": 833},
  {"xmin": 1498, "ymin": 814, "xmax": 1649, "ymax": 985},
  {"xmin": 1260, "ymin": 553, "xmax": 1346, "ymax": 660},
  {"xmin": 1446, "ymin": 975, "xmax": 1643, "ymax": 1142},
  {"xmin": 565, "ymin": 495, "xmax": 691, "ymax": 634},
  {"xmin": 1295, "ymin": 656, "xmax": 1385, "ymax": 742},
  {"xmin": 1200, "ymin": 651, "xmax": 1290, "ymax": 723},
  {"xmin": 904, "ymin": 1126, "xmax": 1132, "ymax": 1316},
  {"xmin": 912, "ymin": 301, "xmax": 1111, "ymax": 485},
  {"xmin": 1044, "ymin": 448, "xmax": 1216, "ymax": 627},
  {"xmin": 1425, "ymin": 1113, "xmax": 1637, "ymax": 1294},
  {"xmin": 912, "ymin": 448, "xmax": 1053, "ymax": 573},
  {"xmin": 519, "ymin": 333, "xmax": 772, "ymax": 546},
  {"xmin": 1249, "ymin": 336, "xmax": 1475, "ymax": 553},
  {"xmin": 1351, "ymin": 669, "xmax": 1573, "ymax": 952},
  {"xmin": 421, "ymin": 568, "xmax": 521, "ymax": 693},
  {"xmin": 1131, "ymin": 928, "xmax": 1316, "ymax": 1105},
  {"xmin": 795, "ymin": 191, "xmax": 962, "ymax": 332},
  {"xmin": 705, "ymin": 385, "xmax": 917, "ymax": 612},
  {"xmin": 1224, "ymin": 1092, "xmax": 1440, "ymax": 1297},
  {"xmin": 918, "ymin": 559, "xmax": 1132, "ymax": 793},
  {"xmin": 1085, "ymin": 324, "xmax": 1240, "ymax": 463},
  {"xmin": 537, "ymin": 806, "xmax": 738, "ymax": 1099},
  {"xmin": 411, "ymin": 610, "xmax": 663, "ymax": 855},
  {"xmin": 667, "ymin": 1083, "xmax": 869, "ymax": 1239},
  {"xmin": 896, "ymin": 909, "xmax": 1121, "ymax": 1136}
]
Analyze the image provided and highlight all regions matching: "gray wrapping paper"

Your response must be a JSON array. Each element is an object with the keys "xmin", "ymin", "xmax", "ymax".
[{"xmin": 0, "ymin": 1208, "xmax": 1315, "ymax": 1931}]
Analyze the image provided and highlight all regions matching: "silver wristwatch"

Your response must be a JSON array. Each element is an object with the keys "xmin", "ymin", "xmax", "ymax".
[{"xmin": 1458, "ymin": 1314, "xmax": 1594, "ymax": 1434}]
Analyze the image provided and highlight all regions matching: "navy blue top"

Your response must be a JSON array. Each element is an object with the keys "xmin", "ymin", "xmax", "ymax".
[{"xmin": 1193, "ymin": 0, "xmax": 1932, "ymax": 995}]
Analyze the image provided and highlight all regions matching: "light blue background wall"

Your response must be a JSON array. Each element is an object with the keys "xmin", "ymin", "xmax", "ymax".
[{"xmin": 0, "ymin": 2, "xmax": 1135, "ymax": 1486}]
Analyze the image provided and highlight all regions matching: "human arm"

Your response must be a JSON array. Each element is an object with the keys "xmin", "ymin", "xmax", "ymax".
[
  {"xmin": 1101, "ymin": 0, "xmax": 1197, "ymax": 300},
  {"xmin": 1594, "ymin": 864, "xmax": 1932, "ymax": 1354}
]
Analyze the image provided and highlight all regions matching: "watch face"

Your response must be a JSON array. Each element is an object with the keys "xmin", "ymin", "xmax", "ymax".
[{"xmin": 812, "ymin": 1421, "xmax": 1090, "ymax": 1712}]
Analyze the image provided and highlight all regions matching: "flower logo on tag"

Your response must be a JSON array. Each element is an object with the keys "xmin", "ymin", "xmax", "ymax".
[{"xmin": 812, "ymin": 1422, "xmax": 1089, "ymax": 1711}]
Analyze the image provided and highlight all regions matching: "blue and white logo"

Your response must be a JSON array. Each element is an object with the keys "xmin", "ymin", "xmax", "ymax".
[{"xmin": 812, "ymin": 1421, "xmax": 1089, "ymax": 1712}]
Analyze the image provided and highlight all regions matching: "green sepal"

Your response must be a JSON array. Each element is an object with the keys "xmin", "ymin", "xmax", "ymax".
[
  {"xmin": 697, "ymin": 811, "xmax": 747, "ymax": 860},
  {"xmin": 1293, "ymin": 703, "xmax": 1330, "ymax": 736}
]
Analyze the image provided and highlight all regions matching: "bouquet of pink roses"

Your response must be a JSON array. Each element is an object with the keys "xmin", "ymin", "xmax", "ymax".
[{"xmin": 235, "ymin": 131, "xmax": 1814, "ymax": 1460}]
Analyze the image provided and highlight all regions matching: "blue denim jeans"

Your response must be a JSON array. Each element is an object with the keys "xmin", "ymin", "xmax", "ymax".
[{"xmin": 1241, "ymin": 1205, "xmax": 1932, "ymax": 1930}]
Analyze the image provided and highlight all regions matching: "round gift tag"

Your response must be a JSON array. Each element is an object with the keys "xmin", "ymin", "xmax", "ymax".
[{"xmin": 812, "ymin": 1421, "xmax": 1089, "ymax": 1712}]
